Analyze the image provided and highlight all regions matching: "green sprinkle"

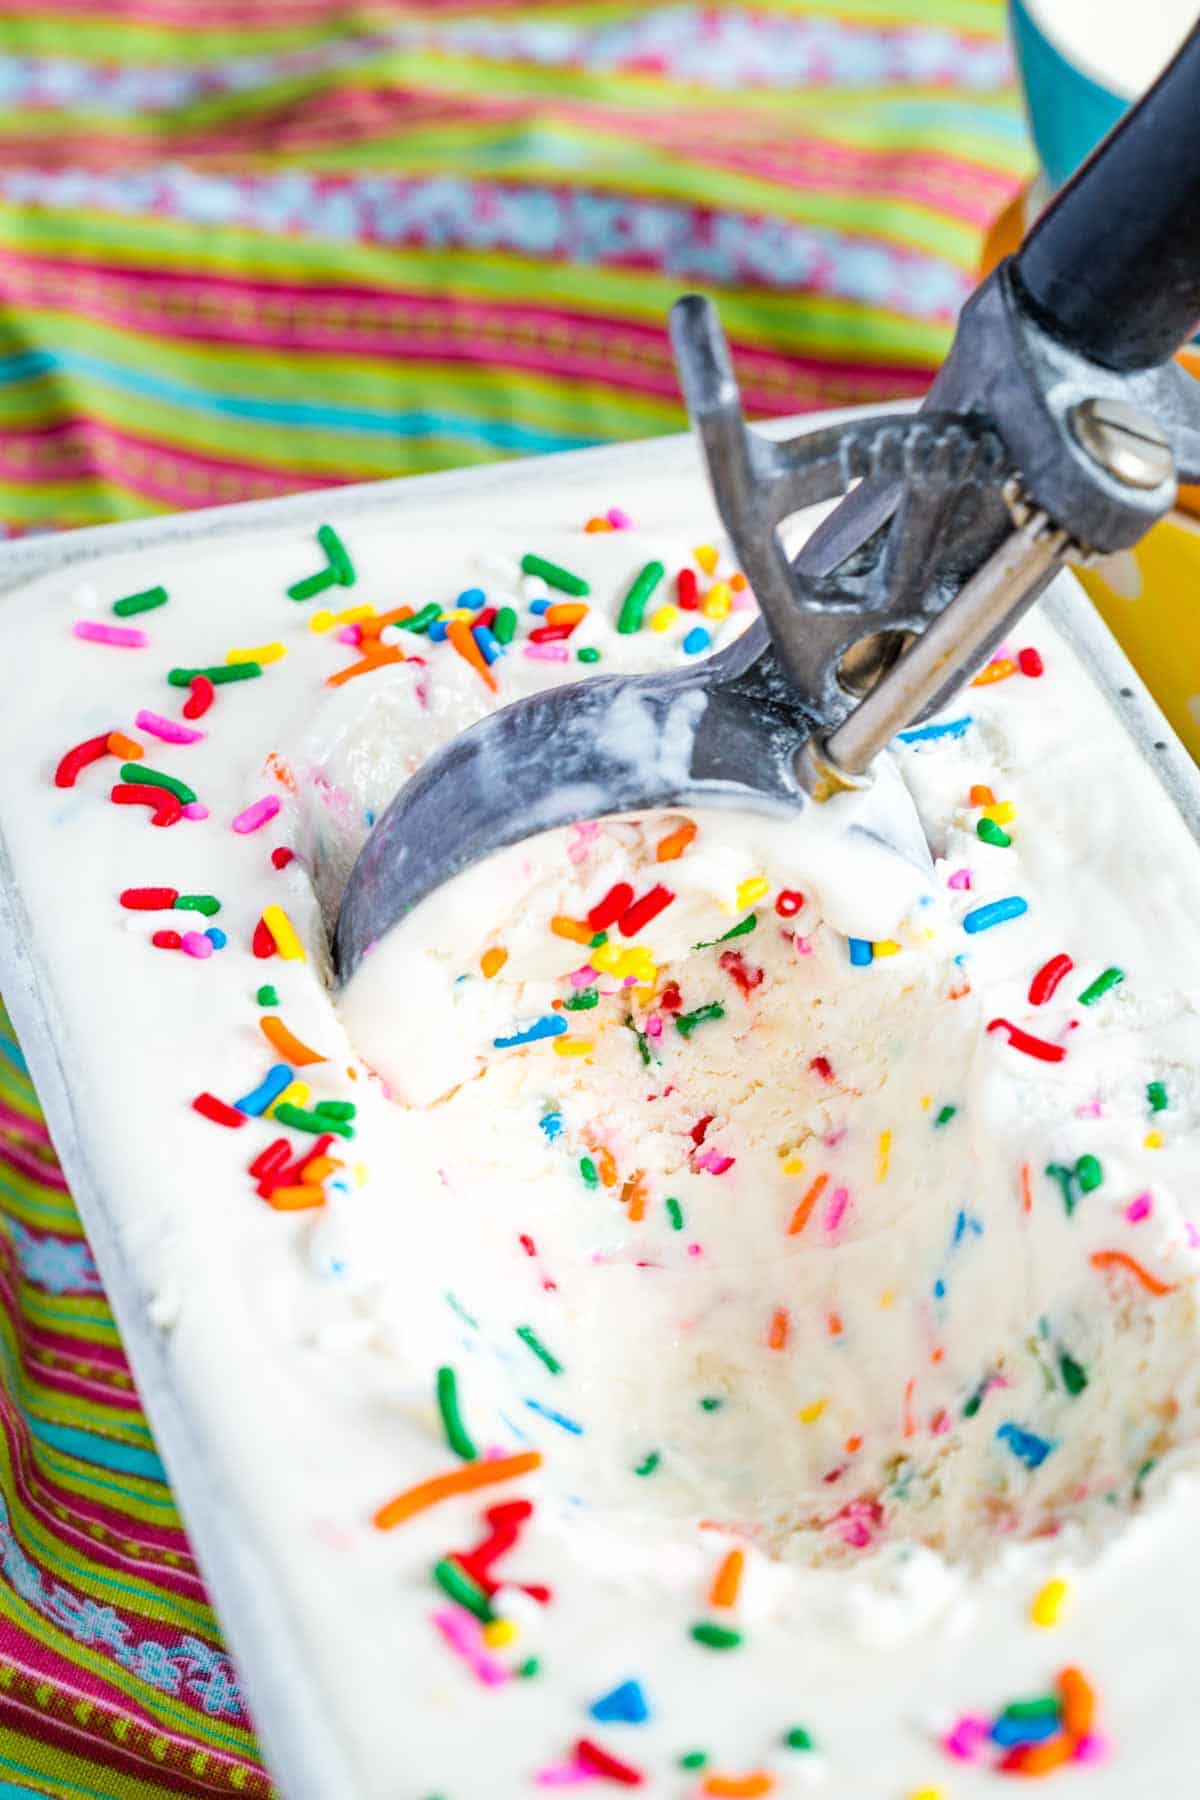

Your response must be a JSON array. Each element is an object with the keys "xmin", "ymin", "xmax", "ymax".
[
  {"xmin": 520, "ymin": 553, "xmax": 590, "ymax": 596},
  {"xmin": 1135, "ymin": 1456, "xmax": 1156, "ymax": 1496},
  {"xmin": 1148, "ymin": 1080, "xmax": 1169, "ymax": 1113},
  {"xmin": 934, "ymin": 1104, "xmax": 957, "ymax": 1127},
  {"xmin": 492, "ymin": 605, "xmax": 518, "ymax": 645},
  {"xmin": 1075, "ymin": 1153, "xmax": 1103, "ymax": 1193},
  {"xmin": 517, "ymin": 1657, "xmax": 540, "ymax": 1678},
  {"xmin": 665, "ymin": 1197, "xmax": 683, "ymax": 1231},
  {"xmin": 317, "ymin": 523, "xmax": 355, "ymax": 586},
  {"xmin": 976, "ymin": 817, "xmax": 1012, "ymax": 847},
  {"xmin": 676, "ymin": 1002, "xmax": 725, "ymax": 1038},
  {"xmin": 580, "ymin": 1156, "xmax": 598, "ymax": 1188},
  {"xmin": 112, "ymin": 585, "xmax": 168, "ymax": 617},
  {"xmin": 173, "ymin": 894, "xmax": 220, "ymax": 917},
  {"xmin": 634, "ymin": 1451, "xmax": 660, "ymax": 1477},
  {"xmin": 1045, "ymin": 1163, "xmax": 1077, "ymax": 1216},
  {"xmin": 589, "ymin": 931, "xmax": 608, "ymax": 949},
  {"xmin": 400, "ymin": 603, "xmax": 442, "ymax": 634},
  {"xmin": 699, "ymin": 1396, "xmax": 722, "ymax": 1412},
  {"xmin": 577, "ymin": 646, "xmax": 601, "ymax": 663},
  {"xmin": 784, "ymin": 1727, "xmax": 815, "ymax": 1751},
  {"xmin": 256, "ymin": 984, "xmax": 279, "ymax": 1007},
  {"xmin": 445, "ymin": 1292, "xmax": 479, "ymax": 1330},
  {"xmin": 1078, "ymin": 966, "xmax": 1125, "ymax": 1006},
  {"xmin": 314, "ymin": 1099, "xmax": 357, "ymax": 1121},
  {"xmin": 616, "ymin": 560, "xmax": 665, "ymax": 634},
  {"xmin": 274, "ymin": 1102, "xmax": 354, "ymax": 1139},
  {"xmin": 693, "ymin": 913, "xmax": 757, "ymax": 949},
  {"xmin": 435, "ymin": 1365, "xmax": 477, "ymax": 1461},
  {"xmin": 432, "ymin": 1557, "xmax": 492, "ymax": 1621},
  {"xmin": 690, "ymin": 1622, "xmax": 741, "ymax": 1650},
  {"xmin": 287, "ymin": 567, "xmax": 338, "ymax": 601},
  {"xmin": 1003, "ymin": 1696, "xmax": 1061, "ymax": 1722},
  {"xmin": 678, "ymin": 1751, "xmax": 708, "ymax": 1771},
  {"xmin": 564, "ymin": 988, "xmax": 598, "ymax": 1011},
  {"xmin": 167, "ymin": 662, "xmax": 262, "ymax": 687},
  {"xmin": 1059, "ymin": 1350, "xmax": 1088, "ymax": 1395},
  {"xmin": 516, "ymin": 1325, "xmax": 563, "ymax": 1375},
  {"xmin": 962, "ymin": 1391, "xmax": 983, "ymax": 1418},
  {"xmin": 626, "ymin": 1018, "xmax": 652, "ymax": 1066},
  {"xmin": 119, "ymin": 764, "xmax": 195, "ymax": 805}
]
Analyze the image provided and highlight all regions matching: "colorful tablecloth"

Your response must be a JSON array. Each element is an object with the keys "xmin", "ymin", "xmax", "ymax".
[{"xmin": 0, "ymin": 4, "xmax": 1030, "ymax": 1793}]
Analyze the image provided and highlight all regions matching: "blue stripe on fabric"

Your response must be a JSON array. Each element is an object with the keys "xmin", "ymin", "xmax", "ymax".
[
  {"xmin": 24, "ymin": 1417, "xmax": 167, "ymax": 1484},
  {"xmin": 0, "ymin": 1031, "xmax": 29, "ymax": 1074},
  {"xmin": 0, "ymin": 1757, "xmax": 125, "ymax": 1800}
]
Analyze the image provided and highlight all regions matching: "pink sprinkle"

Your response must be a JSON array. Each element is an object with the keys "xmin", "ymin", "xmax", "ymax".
[
  {"xmin": 824, "ymin": 1185, "xmax": 851, "ymax": 1235},
  {"xmin": 335, "ymin": 624, "xmax": 361, "ymax": 645},
  {"xmin": 534, "ymin": 1760, "xmax": 593, "ymax": 1788},
  {"xmin": 569, "ymin": 965, "xmax": 597, "ymax": 988},
  {"xmin": 606, "ymin": 506, "xmax": 633, "ymax": 529},
  {"xmin": 942, "ymin": 1716, "xmax": 991, "ymax": 1763},
  {"xmin": 646, "ymin": 1014, "xmax": 663, "ymax": 1038},
  {"xmin": 686, "ymin": 1243, "xmax": 703, "ymax": 1257},
  {"xmin": 567, "ymin": 821, "xmax": 599, "ymax": 864},
  {"xmin": 1076, "ymin": 1098, "xmax": 1105, "ymax": 1118},
  {"xmin": 135, "ymin": 709, "xmax": 204, "ymax": 745},
  {"xmin": 1125, "ymin": 1192, "xmax": 1152, "ymax": 1223},
  {"xmin": 73, "ymin": 620, "xmax": 147, "ymax": 648},
  {"xmin": 233, "ymin": 795, "xmax": 281, "ymax": 835},
  {"xmin": 694, "ymin": 1150, "xmax": 735, "ymax": 1175},
  {"xmin": 1073, "ymin": 1733, "xmax": 1110, "ymax": 1765},
  {"xmin": 180, "ymin": 931, "xmax": 213, "ymax": 960},
  {"xmin": 732, "ymin": 588, "xmax": 755, "ymax": 610},
  {"xmin": 182, "ymin": 801, "xmax": 209, "ymax": 821},
  {"xmin": 1186, "ymin": 1223, "xmax": 1200, "ymax": 1250},
  {"xmin": 947, "ymin": 867, "xmax": 972, "ymax": 890},
  {"xmin": 524, "ymin": 642, "xmax": 569, "ymax": 663},
  {"xmin": 792, "ymin": 934, "xmax": 813, "ymax": 955},
  {"xmin": 430, "ymin": 1608, "xmax": 509, "ymax": 1687}
]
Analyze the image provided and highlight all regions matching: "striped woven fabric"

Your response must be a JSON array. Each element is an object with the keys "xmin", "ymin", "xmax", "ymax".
[{"xmin": 0, "ymin": 3, "xmax": 1030, "ymax": 1793}]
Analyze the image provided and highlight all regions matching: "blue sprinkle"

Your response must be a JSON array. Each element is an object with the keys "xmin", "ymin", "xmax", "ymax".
[
  {"xmin": 233, "ymin": 1062, "xmax": 293, "ymax": 1117},
  {"xmin": 682, "ymin": 626, "xmax": 711, "ymax": 655},
  {"xmin": 848, "ymin": 937, "xmax": 874, "ymax": 966},
  {"xmin": 427, "ymin": 619, "xmax": 449, "ymax": 641},
  {"xmin": 457, "ymin": 587, "xmax": 486, "ymax": 608},
  {"xmin": 205, "ymin": 927, "xmax": 227, "ymax": 949},
  {"xmin": 494, "ymin": 1014, "xmax": 568, "ymax": 1049},
  {"xmin": 539, "ymin": 1110, "xmax": 564, "ymax": 1142},
  {"xmin": 996, "ymin": 1422, "xmax": 1055, "ymax": 1469},
  {"xmin": 933, "ymin": 1278, "xmax": 946, "ymax": 1299},
  {"xmin": 897, "ymin": 715, "xmax": 973, "ymax": 744},
  {"xmin": 473, "ymin": 624, "xmax": 503, "ymax": 665},
  {"xmin": 524, "ymin": 1396, "xmax": 583, "ymax": 1435},
  {"xmin": 963, "ymin": 896, "xmax": 1028, "ymax": 934},
  {"xmin": 590, "ymin": 1679, "xmax": 650, "ymax": 1725},
  {"xmin": 529, "ymin": 598, "xmax": 551, "ymax": 614},
  {"xmin": 365, "ymin": 809, "xmax": 375, "ymax": 826},
  {"xmin": 991, "ymin": 1712, "xmax": 1060, "ymax": 1748}
]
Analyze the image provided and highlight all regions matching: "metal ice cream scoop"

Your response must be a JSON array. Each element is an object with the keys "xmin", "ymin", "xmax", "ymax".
[{"xmin": 335, "ymin": 21, "xmax": 1200, "ymax": 984}]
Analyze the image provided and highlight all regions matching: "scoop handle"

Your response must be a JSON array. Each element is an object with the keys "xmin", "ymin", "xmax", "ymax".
[{"xmin": 1014, "ymin": 18, "xmax": 1200, "ymax": 372}]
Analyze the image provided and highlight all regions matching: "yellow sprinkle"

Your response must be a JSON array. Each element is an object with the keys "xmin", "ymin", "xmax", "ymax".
[
  {"xmin": 310, "ymin": 609, "xmax": 335, "ymax": 633},
  {"xmin": 481, "ymin": 946, "xmax": 508, "ymax": 978},
  {"xmin": 352, "ymin": 1164, "xmax": 369, "ymax": 1186},
  {"xmin": 482, "ymin": 1618, "xmax": 517, "ymax": 1648},
  {"xmin": 450, "ymin": 607, "xmax": 475, "ymax": 621},
  {"xmin": 593, "ymin": 942, "xmax": 655, "ymax": 982},
  {"xmin": 702, "ymin": 581, "xmax": 732, "ymax": 620},
  {"xmin": 879, "ymin": 1288, "xmax": 896, "ymax": 1309},
  {"xmin": 873, "ymin": 939, "xmax": 901, "ymax": 957},
  {"xmin": 694, "ymin": 543, "xmax": 719, "ymax": 575},
  {"xmin": 270, "ymin": 1080, "xmax": 310, "ymax": 1113},
  {"xmin": 781, "ymin": 1156, "xmax": 804, "ymax": 1176},
  {"xmin": 983, "ymin": 801, "xmax": 1015, "ymax": 824},
  {"xmin": 876, "ymin": 1130, "xmax": 892, "ymax": 1182},
  {"xmin": 554, "ymin": 1039, "xmax": 593, "ymax": 1057},
  {"xmin": 920, "ymin": 1095, "xmax": 932, "ymax": 1111},
  {"xmin": 907, "ymin": 1789, "xmax": 943, "ymax": 1800},
  {"xmin": 591, "ymin": 942, "xmax": 620, "ymax": 973},
  {"xmin": 649, "ymin": 603, "xmax": 678, "ymax": 633},
  {"xmin": 227, "ymin": 642, "xmax": 286, "ymax": 665},
  {"xmin": 262, "ymin": 903, "xmax": 305, "ymax": 961},
  {"xmin": 1145, "ymin": 1130, "xmax": 1163, "ymax": 1149},
  {"xmin": 736, "ymin": 875, "xmax": 769, "ymax": 910},
  {"xmin": 335, "ymin": 604, "xmax": 375, "ymax": 625},
  {"xmin": 798, "ymin": 1399, "xmax": 827, "ymax": 1424},
  {"xmin": 1030, "ymin": 1577, "xmax": 1069, "ymax": 1628}
]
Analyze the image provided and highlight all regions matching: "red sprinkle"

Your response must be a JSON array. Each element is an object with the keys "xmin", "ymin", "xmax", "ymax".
[
  {"xmin": 987, "ymin": 1018, "xmax": 1067, "ymax": 1063},
  {"xmin": 676, "ymin": 568, "xmax": 699, "ymax": 609},
  {"xmin": 250, "ymin": 1139, "xmax": 292, "ymax": 1179},
  {"xmin": 574, "ymin": 1739, "xmax": 644, "ymax": 1787},
  {"xmin": 529, "ymin": 623, "xmax": 574, "ymax": 643},
  {"xmin": 121, "ymin": 886, "xmax": 179, "ymax": 910},
  {"xmin": 809, "ymin": 1055, "xmax": 835, "ymax": 1082},
  {"xmin": 151, "ymin": 930, "xmax": 182, "ymax": 950},
  {"xmin": 111, "ymin": 782, "xmax": 183, "ymax": 827},
  {"xmin": 618, "ymin": 884, "xmax": 675, "ymax": 937},
  {"xmin": 473, "ymin": 605, "xmax": 497, "ymax": 630},
  {"xmin": 55, "ymin": 733, "xmax": 114, "ymax": 789},
  {"xmin": 518, "ymin": 1234, "xmax": 537, "ymax": 1257},
  {"xmin": 587, "ymin": 882, "xmax": 635, "ymax": 931},
  {"xmin": 690, "ymin": 1114, "xmax": 713, "ymax": 1146},
  {"xmin": 271, "ymin": 846, "xmax": 295, "ymax": 870},
  {"xmin": 252, "ymin": 916, "xmax": 277, "ymax": 959},
  {"xmin": 719, "ymin": 949, "xmax": 763, "ymax": 995},
  {"xmin": 775, "ymin": 888, "xmax": 804, "ymax": 917},
  {"xmin": 1017, "ymin": 646, "xmax": 1044, "ymax": 678},
  {"xmin": 183, "ymin": 674, "xmax": 215, "ymax": 720},
  {"xmin": 1028, "ymin": 952, "xmax": 1074, "ymax": 1006},
  {"xmin": 658, "ymin": 982, "xmax": 682, "ymax": 1012},
  {"xmin": 192, "ymin": 1093, "xmax": 246, "ymax": 1128}
]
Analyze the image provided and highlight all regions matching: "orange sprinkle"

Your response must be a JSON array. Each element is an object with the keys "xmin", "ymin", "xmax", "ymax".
[
  {"xmin": 931, "ymin": 1346, "xmax": 944, "ymax": 1364},
  {"xmin": 730, "ymin": 572, "xmax": 748, "ymax": 592},
  {"xmin": 948, "ymin": 978, "xmax": 971, "ymax": 1000},
  {"xmin": 596, "ymin": 1146, "xmax": 618, "ymax": 1189},
  {"xmin": 265, "ymin": 752, "xmax": 298, "ymax": 792},
  {"xmin": 326, "ymin": 644, "xmax": 405, "ymax": 688},
  {"xmin": 787, "ymin": 1172, "xmax": 828, "ymax": 1235},
  {"xmin": 481, "ymin": 946, "xmax": 508, "ymax": 978},
  {"xmin": 447, "ymin": 618, "xmax": 498, "ymax": 692},
  {"xmin": 622, "ymin": 1170, "xmax": 648, "ymax": 1222},
  {"xmin": 768, "ymin": 1307, "xmax": 790, "ymax": 1350},
  {"xmin": 260, "ymin": 1015, "xmax": 326, "ymax": 1067},
  {"xmin": 551, "ymin": 915, "xmax": 594, "ymax": 944},
  {"xmin": 844, "ymin": 1434, "xmax": 863, "ymax": 1453},
  {"xmin": 107, "ymin": 731, "xmax": 143, "ymax": 760},
  {"xmin": 971, "ymin": 656, "xmax": 1018, "ymax": 686},
  {"xmin": 1090, "ymin": 1249, "xmax": 1177, "ymax": 1295},
  {"xmin": 969, "ymin": 783, "xmax": 996, "ymax": 805},
  {"xmin": 826, "ymin": 1312, "xmax": 843, "ymax": 1336},
  {"xmin": 903, "ymin": 1377, "xmax": 916, "ymax": 1438},
  {"xmin": 656, "ymin": 819, "xmax": 698, "ymax": 862},
  {"xmin": 299, "ymin": 1155, "xmax": 340, "ymax": 1184},
  {"xmin": 1006, "ymin": 1734, "xmax": 1077, "ymax": 1776},
  {"xmin": 708, "ymin": 1546, "xmax": 745, "ymax": 1609},
  {"xmin": 373, "ymin": 1450, "xmax": 542, "ymax": 1530},
  {"xmin": 702, "ymin": 1774, "xmax": 774, "ymax": 1798},
  {"xmin": 1021, "ymin": 1161, "xmax": 1033, "ymax": 1213},
  {"xmin": 1059, "ymin": 1665, "xmax": 1096, "ymax": 1738},
  {"xmin": 546, "ymin": 602, "xmax": 588, "ymax": 627},
  {"xmin": 266, "ymin": 1185, "xmax": 326, "ymax": 1211},
  {"xmin": 358, "ymin": 605, "xmax": 414, "ymax": 640},
  {"xmin": 584, "ymin": 515, "xmax": 613, "ymax": 533}
]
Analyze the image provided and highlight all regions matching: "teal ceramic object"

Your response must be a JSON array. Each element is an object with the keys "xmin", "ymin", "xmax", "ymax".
[{"xmin": 1009, "ymin": 0, "xmax": 1128, "ymax": 189}]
